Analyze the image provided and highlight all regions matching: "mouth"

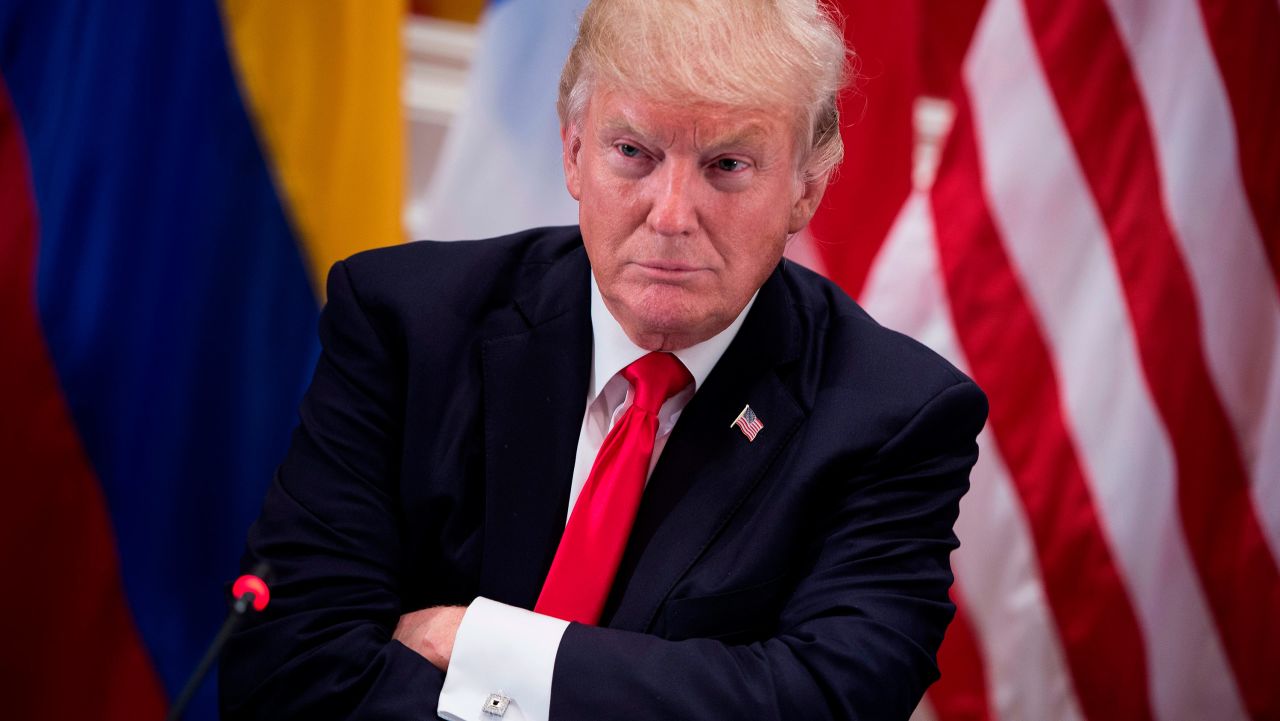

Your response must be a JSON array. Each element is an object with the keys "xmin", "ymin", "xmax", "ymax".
[
  {"xmin": 631, "ymin": 261, "xmax": 705, "ymax": 282},
  {"xmin": 634, "ymin": 260, "xmax": 702, "ymax": 272}
]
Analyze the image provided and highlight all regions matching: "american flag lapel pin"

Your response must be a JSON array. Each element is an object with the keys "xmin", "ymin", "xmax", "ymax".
[{"xmin": 730, "ymin": 404, "xmax": 764, "ymax": 442}]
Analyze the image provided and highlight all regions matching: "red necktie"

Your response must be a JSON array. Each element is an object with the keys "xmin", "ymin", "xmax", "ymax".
[{"xmin": 535, "ymin": 351, "xmax": 693, "ymax": 624}]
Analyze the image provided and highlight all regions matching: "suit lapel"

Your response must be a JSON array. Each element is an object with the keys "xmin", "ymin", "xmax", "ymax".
[
  {"xmin": 477, "ymin": 246, "xmax": 592, "ymax": 609},
  {"xmin": 604, "ymin": 267, "xmax": 806, "ymax": 632}
]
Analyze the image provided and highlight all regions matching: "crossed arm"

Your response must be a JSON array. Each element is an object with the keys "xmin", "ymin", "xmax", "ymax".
[{"xmin": 220, "ymin": 261, "xmax": 988, "ymax": 719}]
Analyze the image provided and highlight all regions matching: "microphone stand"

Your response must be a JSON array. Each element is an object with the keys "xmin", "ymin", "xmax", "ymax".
[{"xmin": 165, "ymin": 565, "xmax": 271, "ymax": 721}]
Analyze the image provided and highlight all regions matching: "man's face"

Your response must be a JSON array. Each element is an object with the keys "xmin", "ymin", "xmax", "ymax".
[{"xmin": 562, "ymin": 88, "xmax": 828, "ymax": 351}]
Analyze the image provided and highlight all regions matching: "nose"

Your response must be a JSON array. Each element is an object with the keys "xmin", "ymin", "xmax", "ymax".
[{"xmin": 647, "ymin": 159, "xmax": 699, "ymax": 237}]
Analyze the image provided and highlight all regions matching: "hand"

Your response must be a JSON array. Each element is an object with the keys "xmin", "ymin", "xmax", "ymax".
[{"xmin": 393, "ymin": 605, "xmax": 467, "ymax": 671}]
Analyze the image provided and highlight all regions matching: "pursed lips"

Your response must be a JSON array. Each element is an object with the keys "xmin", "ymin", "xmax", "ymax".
[{"xmin": 629, "ymin": 261, "xmax": 706, "ymax": 282}]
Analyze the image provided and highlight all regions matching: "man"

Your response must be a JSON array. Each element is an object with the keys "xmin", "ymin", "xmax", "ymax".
[{"xmin": 221, "ymin": 1, "xmax": 987, "ymax": 719}]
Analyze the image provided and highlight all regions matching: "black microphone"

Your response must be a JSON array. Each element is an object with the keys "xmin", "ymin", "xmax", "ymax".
[{"xmin": 165, "ymin": 562, "xmax": 272, "ymax": 721}]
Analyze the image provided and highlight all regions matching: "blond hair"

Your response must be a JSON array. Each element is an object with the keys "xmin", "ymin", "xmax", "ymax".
[{"xmin": 558, "ymin": 0, "xmax": 851, "ymax": 180}]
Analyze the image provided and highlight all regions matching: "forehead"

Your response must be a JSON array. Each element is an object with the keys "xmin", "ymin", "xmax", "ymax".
[{"xmin": 587, "ymin": 89, "xmax": 801, "ymax": 151}]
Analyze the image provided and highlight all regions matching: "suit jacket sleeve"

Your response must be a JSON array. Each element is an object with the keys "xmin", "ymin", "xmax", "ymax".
[
  {"xmin": 219, "ymin": 260, "xmax": 443, "ymax": 719},
  {"xmin": 550, "ymin": 377, "xmax": 987, "ymax": 721}
]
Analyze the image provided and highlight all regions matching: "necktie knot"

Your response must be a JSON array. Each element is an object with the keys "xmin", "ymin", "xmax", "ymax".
[{"xmin": 622, "ymin": 351, "xmax": 692, "ymax": 415}]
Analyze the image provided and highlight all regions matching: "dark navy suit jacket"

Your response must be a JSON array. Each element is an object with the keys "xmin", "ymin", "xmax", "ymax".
[{"xmin": 220, "ymin": 226, "xmax": 987, "ymax": 720}]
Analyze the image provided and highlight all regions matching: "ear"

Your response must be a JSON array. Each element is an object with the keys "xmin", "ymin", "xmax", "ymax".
[
  {"xmin": 787, "ymin": 169, "xmax": 830, "ymax": 234},
  {"xmin": 561, "ymin": 122, "xmax": 583, "ymax": 201}
]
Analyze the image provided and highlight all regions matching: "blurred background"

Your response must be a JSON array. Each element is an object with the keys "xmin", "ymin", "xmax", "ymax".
[{"xmin": 1, "ymin": 0, "xmax": 1276, "ymax": 719}]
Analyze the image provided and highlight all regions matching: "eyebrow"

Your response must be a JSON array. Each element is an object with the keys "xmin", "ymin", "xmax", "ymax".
[
  {"xmin": 699, "ymin": 124, "xmax": 772, "ymax": 152},
  {"xmin": 597, "ymin": 118, "xmax": 645, "ymax": 141},
  {"xmin": 596, "ymin": 118, "xmax": 774, "ymax": 154}
]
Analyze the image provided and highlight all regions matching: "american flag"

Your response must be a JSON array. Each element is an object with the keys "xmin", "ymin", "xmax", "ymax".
[
  {"xmin": 731, "ymin": 405, "xmax": 765, "ymax": 442},
  {"xmin": 802, "ymin": 0, "xmax": 1280, "ymax": 719},
  {"xmin": 415, "ymin": 0, "xmax": 1279, "ymax": 717}
]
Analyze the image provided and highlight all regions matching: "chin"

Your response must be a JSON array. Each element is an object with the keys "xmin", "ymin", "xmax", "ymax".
[
  {"xmin": 610, "ymin": 282, "xmax": 735, "ymax": 342},
  {"xmin": 631, "ymin": 304, "xmax": 728, "ymax": 346}
]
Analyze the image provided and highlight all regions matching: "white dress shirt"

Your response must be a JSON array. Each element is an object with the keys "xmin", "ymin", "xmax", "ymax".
[{"xmin": 436, "ymin": 275, "xmax": 755, "ymax": 721}]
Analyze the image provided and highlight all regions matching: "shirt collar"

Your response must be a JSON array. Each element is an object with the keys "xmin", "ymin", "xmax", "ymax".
[{"xmin": 587, "ymin": 274, "xmax": 757, "ymax": 404}]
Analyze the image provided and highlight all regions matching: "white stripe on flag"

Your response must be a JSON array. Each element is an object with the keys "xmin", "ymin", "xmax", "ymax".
[
  {"xmin": 964, "ymin": 0, "xmax": 1247, "ymax": 718},
  {"xmin": 1104, "ymin": 0, "xmax": 1280, "ymax": 559}
]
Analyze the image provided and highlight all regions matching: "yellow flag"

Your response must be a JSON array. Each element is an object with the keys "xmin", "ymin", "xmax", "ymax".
[{"xmin": 221, "ymin": 0, "xmax": 406, "ymax": 298}]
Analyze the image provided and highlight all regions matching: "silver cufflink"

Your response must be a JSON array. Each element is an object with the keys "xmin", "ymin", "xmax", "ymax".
[{"xmin": 482, "ymin": 692, "xmax": 511, "ymax": 717}]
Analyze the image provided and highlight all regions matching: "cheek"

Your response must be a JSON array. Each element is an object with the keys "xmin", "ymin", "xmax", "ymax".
[
  {"xmin": 712, "ymin": 225, "xmax": 789, "ymax": 290},
  {"xmin": 720, "ymin": 177, "xmax": 795, "ymax": 221},
  {"xmin": 582, "ymin": 184, "xmax": 649, "ymax": 241},
  {"xmin": 580, "ymin": 210, "xmax": 637, "ymax": 278},
  {"xmin": 715, "ymin": 198, "xmax": 792, "ymax": 253},
  {"xmin": 581, "ymin": 163, "xmax": 636, "ymax": 213},
  {"xmin": 726, "ymin": 239, "xmax": 786, "ymax": 282}
]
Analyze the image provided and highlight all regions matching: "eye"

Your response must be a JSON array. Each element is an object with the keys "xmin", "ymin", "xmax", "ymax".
[
  {"xmin": 713, "ymin": 157, "xmax": 748, "ymax": 172},
  {"xmin": 616, "ymin": 143, "xmax": 642, "ymax": 158}
]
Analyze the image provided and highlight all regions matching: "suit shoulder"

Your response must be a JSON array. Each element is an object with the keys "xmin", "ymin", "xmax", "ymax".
[
  {"xmin": 780, "ymin": 260, "xmax": 983, "ymax": 411},
  {"xmin": 332, "ymin": 226, "xmax": 583, "ymax": 313}
]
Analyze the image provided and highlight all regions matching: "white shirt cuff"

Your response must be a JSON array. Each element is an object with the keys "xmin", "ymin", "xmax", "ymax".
[{"xmin": 437, "ymin": 597, "xmax": 570, "ymax": 721}]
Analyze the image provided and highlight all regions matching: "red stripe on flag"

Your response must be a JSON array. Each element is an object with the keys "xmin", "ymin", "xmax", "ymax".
[
  {"xmin": 920, "ymin": 0, "xmax": 989, "ymax": 97},
  {"xmin": 931, "ymin": 95, "xmax": 1155, "ymax": 721},
  {"xmin": 1196, "ymin": 0, "xmax": 1280, "ymax": 286},
  {"xmin": 0, "ymin": 76, "xmax": 168, "ymax": 719},
  {"xmin": 1022, "ymin": 1, "xmax": 1280, "ymax": 715},
  {"xmin": 930, "ymin": 590, "xmax": 995, "ymax": 721},
  {"xmin": 809, "ymin": 0, "xmax": 920, "ymax": 299}
]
